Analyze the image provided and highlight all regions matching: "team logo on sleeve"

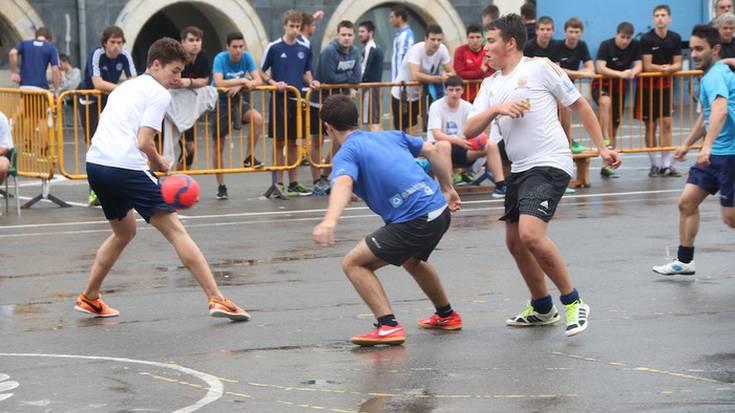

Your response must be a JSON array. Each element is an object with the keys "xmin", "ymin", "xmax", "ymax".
[{"xmin": 390, "ymin": 194, "xmax": 404, "ymax": 208}]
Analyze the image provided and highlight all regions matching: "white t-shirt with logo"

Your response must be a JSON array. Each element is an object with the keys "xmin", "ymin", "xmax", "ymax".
[
  {"xmin": 469, "ymin": 57, "xmax": 580, "ymax": 176},
  {"xmin": 426, "ymin": 97, "xmax": 473, "ymax": 143},
  {"xmin": 391, "ymin": 42, "xmax": 451, "ymax": 101},
  {"xmin": 0, "ymin": 112, "xmax": 13, "ymax": 149},
  {"xmin": 86, "ymin": 74, "xmax": 171, "ymax": 171}
]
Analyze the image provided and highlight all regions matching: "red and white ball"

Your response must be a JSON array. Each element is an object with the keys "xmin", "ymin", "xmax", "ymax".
[{"xmin": 161, "ymin": 174, "xmax": 200, "ymax": 210}]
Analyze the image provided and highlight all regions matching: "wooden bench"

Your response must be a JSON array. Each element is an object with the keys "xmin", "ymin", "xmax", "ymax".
[{"xmin": 455, "ymin": 151, "xmax": 598, "ymax": 194}]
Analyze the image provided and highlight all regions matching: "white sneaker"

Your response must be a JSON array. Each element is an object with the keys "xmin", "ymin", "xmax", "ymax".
[
  {"xmin": 564, "ymin": 300, "xmax": 590, "ymax": 337},
  {"xmin": 652, "ymin": 259, "xmax": 695, "ymax": 275},
  {"xmin": 506, "ymin": 301, "xmax": 560, "ymax": 327}
]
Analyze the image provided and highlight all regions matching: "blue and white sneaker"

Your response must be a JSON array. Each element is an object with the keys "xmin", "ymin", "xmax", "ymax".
[
  {"xmin": 506, "ymin": 301, "xmax": 560, "ymax": 327},
  {"xmin": 491, "ymin": 184, "xmax": 507, "ymax": 198},
  {"xmin": 652, "ymin": 259, "xmax": 695, "ymax": 275}
]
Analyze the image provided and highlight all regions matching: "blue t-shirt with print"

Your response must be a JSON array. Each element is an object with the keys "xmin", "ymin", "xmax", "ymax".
[
  {"xmin": 700, "ymin": 61, "xmax": 735, "ymax": 155},
  {"xmin": 330, "ymin": 130, "xmax": 446, "ymax": 225},
  {"xmin": 211, "ymin": 50, "xmax": 257, "ymax": 101},
  {"xmin": 15, "ymin": 39, "xmax": 59, "ymax": 89},
  {"xmin": 261, "ymin": 38, "xmax": 312, "ymax": 90}
]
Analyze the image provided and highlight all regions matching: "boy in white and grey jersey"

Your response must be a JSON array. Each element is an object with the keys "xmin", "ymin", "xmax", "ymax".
[{"xmin": 465, "ymin": 14, "xmax": 621, "ymax": 337}]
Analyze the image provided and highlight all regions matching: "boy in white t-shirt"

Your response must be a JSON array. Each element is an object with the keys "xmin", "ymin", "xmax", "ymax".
[
  {"xmin": 391, "ymin": 25, "xmax": 454, "ymax": 132},
  {"xmin": 0, "ymin": 112, "xmax": 13, "ymax": 187},
  {"xmin": 465, "ymin": 14, "xmax": 621, "ymax": 337},
  {"xmin": 77, "ymin": 38, "xmax": 250, "ymax": 321},
  {"xmin": 427, "ymin": 76, "xmax": 507, "ymax": 197}
]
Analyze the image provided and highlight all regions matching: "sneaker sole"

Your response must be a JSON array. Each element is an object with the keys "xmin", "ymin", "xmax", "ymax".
[
  {"xmin": 350, "ymin": 337, "xmax": 406, "ymax": 346},
  {"xmin": 506, "ymin": 317, "xmax": 560, "ymax": 327},
  {"xmin": 417, "ymin": 322, "xmax": 462, "ymax": 331},
  {"xmin": 652, "ymin": 268, "xmax": 695, "ymax": 276},
  {"xmin": 209, "ymin": 309, "xmax": 251, "ymax": 321},
  {"xmin": 566, "ymin": 307, "xmax": 590, "ymax": 337},
  {"xmin": 74, "ymin": 305, "xmax": 119, "ymax": 318}
]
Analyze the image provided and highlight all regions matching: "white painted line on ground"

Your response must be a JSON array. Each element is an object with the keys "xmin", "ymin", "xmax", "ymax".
[
  {"xmin": 0, "ymin": 353, "xmax": 223, "ymax": 413},
  {"xmin": 0, "ymin": 188, "xmax": 684, "ymax": 232}
]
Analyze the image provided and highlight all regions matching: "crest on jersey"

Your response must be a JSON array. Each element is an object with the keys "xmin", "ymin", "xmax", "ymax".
[
  {"xmin": 115, "ymin": 62, "xmax": 123, "ymax": 71},
  {"xmin": 517, "ymin": 78, "xmax": 528, "ymax": 88},
  {"xmin": 297, "ymin": 51, "xmax": 305, "ymax": 59}
]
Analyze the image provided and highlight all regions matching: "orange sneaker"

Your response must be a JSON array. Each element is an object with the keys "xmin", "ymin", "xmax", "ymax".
[
  {"xmin": 417, "ymin": 312, "xmax": 463, "ymax": 330},
  {"xmin": 208, "ymin": 297, "xmax": 251, "ymax": 321},
  {"xmin": 74, "ymin": 294, "xmax": 120, "ymax": 318},
  {"xmin": 350, "ymin": 324, "xmax": 405, "ymax": 346}
]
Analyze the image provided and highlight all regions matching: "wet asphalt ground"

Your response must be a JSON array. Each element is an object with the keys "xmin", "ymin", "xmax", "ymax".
[{"xmin": 1, "ymin": 153, "xmax": 734, "ymax": 413}]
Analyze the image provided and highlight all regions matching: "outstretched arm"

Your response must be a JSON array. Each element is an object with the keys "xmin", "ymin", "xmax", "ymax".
[{"xmin": 313, "ymin": 175, "xmax": 353, "ymax": 245}]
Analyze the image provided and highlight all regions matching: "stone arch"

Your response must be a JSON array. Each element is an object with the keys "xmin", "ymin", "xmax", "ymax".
[
  {"xmin": 114, "ymin": 0, "xmax": 269, "ymax": 64},
  {"xmin": 321, "ymin": 0, "xmax": 466, "ymax": 53}
]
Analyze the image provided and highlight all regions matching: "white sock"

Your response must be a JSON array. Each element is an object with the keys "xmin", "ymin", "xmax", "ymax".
[
  {"xmin": 661, "ymin": 152, "xmax": 672, "ymax": 168},
  {"xmin": 648, "ymin": 152, "xmax": 658, "ymax": 167}
]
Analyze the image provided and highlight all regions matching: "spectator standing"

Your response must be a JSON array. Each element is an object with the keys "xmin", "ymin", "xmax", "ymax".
[
  {"xmin": 454, "ymin": 24, "xmax": 494, "ymax": 103},
  {"xmin": 637, "ymin": 5, "xmax": 682, "ymax": 177},
  {"xmin": 260, "ymin": 10, "xmax": 319, "ymax": 197},
  {"xmin": 523, "ymin": 16, "xmax": 555, "ymax": 58},
  {"xmin": 210, "ymin": 31, "xmax": 264, "ymax": 200},
  {"xmin": 391, "ymin": 25, "xmax": 454, "ymax": 132},
  {"xmin": 550, "ymin": 17, "xmax": 594, "ymax": 154},
  {"xmin": 482, "ymin": 5, "xmax": 500, "ymax": 28},
  {"xmin": 358, "ymin": 20, "xmax": 385, "ymax": 131},
  {"xmin": 389, "ymin": 5, "xmax": 415, "ymax": 85},
  {"xmin": 521, "ymin": 2, "xmax": 537, "ymax": 42},
  {"xmin": 593, "ymin": 22, "xmax": 642, "ymax": 178},
  {"xmin": 170, "ymin": 26, "xmax": 211, "ymax": 171},
  {"xmin": 715, "ymin": 0, "xmax": 734, "ymax": 17},
  {"xmin": 8, "ymin": 27, "xmax": 61, "ymax": 97}
]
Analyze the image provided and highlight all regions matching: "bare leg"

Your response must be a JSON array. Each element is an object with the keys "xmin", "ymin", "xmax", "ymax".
[
  {"xmin": 83, "ymin": 210, "xmax": 137, "ymax": 300},
  {"xmin": 517, "ymin": 215, "xmax": 574, "ymax": 295},
  {"xmin": 485, "ymin": 141, "xmax": 505, "ymax": 182},
  {"xmin": 274, "ymin": 138, "xmax": 286, "ymax": 184},
  {"xmin": 310, "ymin": 135, "xmax": 322, "ymax": 182},
  {"xmin": 505, "ymin": 221, "xmax": 548, "ymax": 299},
  {"xmin": 149, "ymin": 211, "xmax": 224, "ymax": 299},
  {"xmin": 722, "ymin": 206, "xmax": 735, "ymax": 229},
  {"xmin": 597, "ymin": 95, "xmax": 612, "ymax": 139},
  {"xmin": 0, "ymin": 157, "xmax": 8, "ymax": 186},
  {"xmin": 244, "ymin": 109, "xmax": 263, "ymax": 161},
  {"xmin": 214, "ymin": 138, "xmax": 225, "ymax": 186},
  {"xmin": 286, "ymin": 141, "xmax": 300, "ymax": 184},
  {"xmin": 678, "ymin": 184, "xmax": 710, "ymax": 247},
  {"xmin": 342, "ymin": 240, "xmax": 392, "ymax": 317},
  {"xmin": 403, "ymin": 258, "xmax": 449, "ymax": 308}
]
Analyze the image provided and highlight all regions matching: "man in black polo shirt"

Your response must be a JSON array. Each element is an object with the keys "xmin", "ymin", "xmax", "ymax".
[
  {"xmin": 524, "ymin": 16, "xmax": 555, "ymax": 58},
  {"xmin": 172, "ymin": 26, "xmax": 210, "ymax": 170},
  {"xmin": 551, "ymin": 17, "xmax": 594, "ymax": 154},
  {"xmin": 593, "ymin": 22, "xmax": 642, "ymax": 177},
  {"xmin": 636, "ymin": 5, "xmax": 682, "ymax": 177}
]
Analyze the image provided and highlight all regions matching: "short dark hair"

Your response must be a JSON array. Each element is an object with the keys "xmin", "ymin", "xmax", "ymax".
[
  {"xmin": 337, "ymin": 20, "xmax": 354, "ymax": 32},
  {"xmin": 320, "ymin": 95, "xmax": 358, "ymax": 131},
  {"xmin": 283, "ymin": 9, "xmax": 302, "ymax": 25},
  {"xmin": 692, "ymin": 23, "xmax": 722, "ymax": 48},
  {"xmin": 520, "ymin": 2, "xmax": 536, "ymax": 20},
  {"xmin": 390, "ymin": 5, "xmax": 409, "ymax": 22},
  {"xmin": 359, "ymin": 20, "xmax": 375, "ymax": 33},
  {"xmin": 180, "ymin": 26, "xmax": 203, "ymax": 41},
  {"xmin": 488, "ymin": 13, "xmax": 528, "ymax": 51},
  {"xmin": 564, "ymin": 17, "xmax": 584, "ymax": 32},
  {"xmin": 226, "ymin": 31, "xmax": 244, "ymax": 46},
  {"xmin": 301, "ymin": 13, "xmax": 314, "ymax": 27},
  {"xmin": 482, "ymin": 5, "xmax": 500, "ymax": 20},
  {"xmin": 617, "ymin": 22, "xmax": 635, "ymax": 35},
  {"xmin": 654, "ymin": 4, "xmax": 671, "ymax": 15},
  {"xmin": 59, "ymin": 53, "xmax": 71, "ymax": 63},
  {"xmin": 101, "ymin": 26, "xmax": 125, "ymax": 45},
  {"xmin": 537, "ymin": 16, "xmax": 554, "ymax": 28},
  {"xmin": 147, "ymin": 37, "xmax": 188, "ymax": 67},
  {"xmin": 466, "ymin": 24, "xmax": 483, "ymax": 36},
  {"xmin": 425, "ymin": 25, "xmax": 443, "ymax": 36},
  {"xmin": 36, "ymin": 27, "xmax": 52, "ymax": 41},
  {"xmin": 446, "ymin": 76, "xmax": 464, "ymax": 88}
]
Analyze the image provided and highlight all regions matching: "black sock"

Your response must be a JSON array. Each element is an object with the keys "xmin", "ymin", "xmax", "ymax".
[
  {"xmin": 288, "ymin": 182, "xmax": 298, "ymax": 188},
  {"xmin": 435, "ymin": 304, "xmax": 454, "ymax": 318},
  {"xmin": 560, "ymin": 289, "xmax": 580, "ymax": 306},
  {"xmin": 320, "ymin": 175, "xmax": 329, "ymax": 180},
  {"xmin": 495, "ymin": 180, "xmax": 506, "ymax": 187},
  {"xmin": 277, "ymin": 182, "xmax": 284, "ymax": 186},
  {"xmin": 531, "ymin": 295, "xmax": 554, "ymax": 314},
  {"xmin": 377, "ymin": 314, "xmax": 398, "ymax": 327},
  {"xmin": 678, "ymin": 245, "xmax": 694, "ymax": 264},
  {"xmin": 313, "ymin": 179, "xmax": 320, "ymax": 185}
]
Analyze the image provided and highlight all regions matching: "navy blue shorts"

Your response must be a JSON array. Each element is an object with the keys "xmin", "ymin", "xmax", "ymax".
[
  {"xmin": 87, "ymin": 163, "xmax": 175, "ymax": 222},
  {"xmin": 686, "ymin": 154, "xmax": 735, "ymax": 207}
]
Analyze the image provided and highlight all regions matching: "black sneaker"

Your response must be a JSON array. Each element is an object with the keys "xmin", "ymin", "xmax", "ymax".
[
  {"xmin": 648, "ymin": 166, "xmax": 660, "ymax": 177},
  {"xmin": 243, "ymin": 156, "xmax": 264, "ymax": 168},
  {"xmin": 216, "ymin": 185, "xmax": 228, "ymax": 200},
  {"xmin": 659, "ymin": 166, "xmax": 682, "ymax": 177}
]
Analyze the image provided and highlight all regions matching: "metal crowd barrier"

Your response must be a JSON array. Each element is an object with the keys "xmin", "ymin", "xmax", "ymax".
[{"xmin": 0, "ymin": 88, "xmax": 69, "ymax": 208}]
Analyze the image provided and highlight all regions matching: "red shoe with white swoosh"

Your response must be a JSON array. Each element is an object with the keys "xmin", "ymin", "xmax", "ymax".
[
  {"xmin": 417, "ymin": 311, "xmax": 463, "ymax": 330},
  {"xmin": 350, "ymin": 324, "xmax": 405, "ymax": 346},
  {"xmin": 74, "ymin": 294, "xmax": 120, "ymax": 318}
]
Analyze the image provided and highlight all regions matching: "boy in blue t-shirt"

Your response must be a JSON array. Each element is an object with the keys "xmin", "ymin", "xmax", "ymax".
[
  {"xmin": 210, "ymin": 31, "xmax": 264, "ymax": 200},
  {"xmin": 313, "ymin": 95, "xmax": 462, "ymax": 347},
  {"xmin": 260, "ymin": 10, "xmax": 320, "ymax": 196},
  {"xmin": 8, "ymin": 27, "xmax": 60, "ymax": 95},
  {"xmin": 653, "ymin": 25, "xmax": 735, "ymax": 276}
]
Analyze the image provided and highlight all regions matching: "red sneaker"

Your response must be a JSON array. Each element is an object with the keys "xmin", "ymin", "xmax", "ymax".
[
  {"xmin": 74, "ymin": 294, "xmax": 120, "ymax": 318},
  {"xmin": 208, "ymin": 297, "xmax": 251, "ymax": 321},
  {"xmin": 350, "ymin": 324, "xmax": 405, "ymax": 346},
  {"xmin": 417, "ymin": 312, "xmax": 462, "ymax": 330}
]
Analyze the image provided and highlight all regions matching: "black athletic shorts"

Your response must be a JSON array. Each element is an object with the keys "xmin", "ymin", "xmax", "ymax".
[
  {"xmin": 634, "ymin": 87, "xmax": 672, "ymax": 122},
  {"xmin": 501, "ymin": 166, "xmax": 571, "ymax": 223},
  {"xmin": 269, "ymin": 93, "xmax": 299, "ymax": 141},
  {"xmin": 365, "ymin": 207, "xmax": 451, "ymax": 266},
  {"xmin": 391, "ymin": 96, "xmax": 419, "ymax": 131},
  {"xmin": 450, "ymin": 144, "xmax": 473, "ymax": 167}
]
